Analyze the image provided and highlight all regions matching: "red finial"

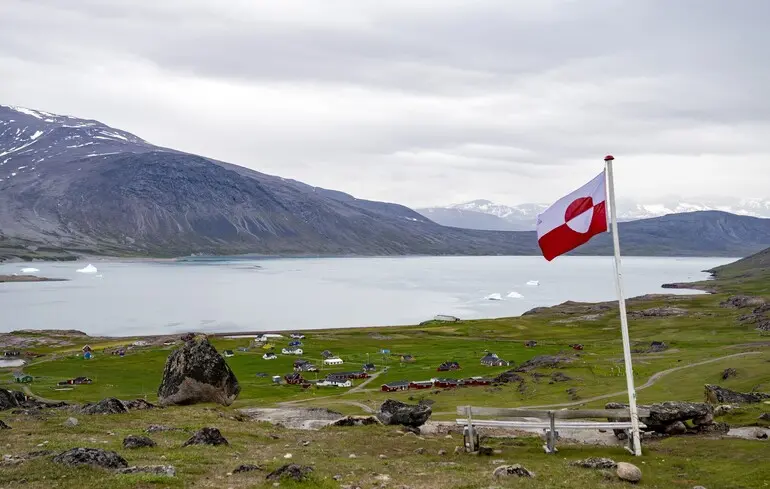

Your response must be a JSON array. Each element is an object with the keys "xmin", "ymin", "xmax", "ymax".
[{"xmin": 604, "ymin": 155, "xmax": 614, "ymax": 161}]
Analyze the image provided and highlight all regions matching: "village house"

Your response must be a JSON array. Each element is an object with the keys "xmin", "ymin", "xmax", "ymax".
[
  {"xmin": 362, "ymin": 363, "xmax": 376, "ymax": 372},
  {"xmin": 323, "ymin": 357, "xmax": 343, "ymax": 366},
  {"xmin": 262, "ymin": 353, "xmax": 278, "ymax": 360},
  {"xmin": 3, "ymin": 350, "xmax": 21, "ymax": 357},
  {"xmin": 290, "ymin": 333, "xmax": 305, "ymax": 339},
  {"xmin": 321, "ymin": 350, "xmax": 335, "ymax": 359},
  {"xmin": 331, "ymin": 371, "xmax": 369, "ymax": 380},
  {"xmin": 288, "ymin": 340, "xmax": 303, "ymax": 347},
  {"xmin": 81, "ymin": 345, "xmax": 92, "ymax": 353},
  {"xmin": 223, "ymin": 350, "xmax": 234, "ymax": 358},
  {"xmin": 293, "ymin": 359, "xmax": 319, "ymax": 372},
  {"xmin": 437, "ymin": 361, "xmax": 461, "ymax": 372},
  {"xmin": 434, "ymin": 378, "xmax": 463, "ymax": 388},
  {"xmin": 237, "ymin": 347, "xmax": 249, "ymax": 352},
  {"xmin": 132, "ymin": 340, "xmax": 148, "ymax": 347},
  {"xmin": 480, "ymin": 353, "xmax": 510, "ymax": 367},
  {"xmin": 408, "ymin": 380, "xmax": 433, "ymax": 390},
  {"xmin": 318, "ymin": 375, "xmax": 352, "ymax": 387},
  {"xmin": 58, "ymin": 377, "xmax": 92, "ymax": 386},
  {"xmin": 281, "ymin": 347, "xmax": 303, "ymax": 355},
  {"xmin": 400, "ymin": 354, "xmax": 416, "ymax": 363},
  {"xmin": 525, "ymin": 340, "xmax": 538, "ymax": 347},
  {"xmin": 381, "ymin": 380, "xmax": 409, "ymax": 392},
  {"xmin": 13, "ymin": 373, "xmax": 32, "ymax": 383},
  {"xmin": 284, "ymin": 372, "xmax": 305, "ymax": 384},
  {"xmin": 464, "ymin": 377, "xmax": 493, "ymax": 386}
]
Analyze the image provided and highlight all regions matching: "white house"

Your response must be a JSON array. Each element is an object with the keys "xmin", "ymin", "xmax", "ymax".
[
  {"xmin": 262, "ymin": 353, "xmax": 278, "ymax": 360},
  {"xmin": 290, "ymin": 333, "xmax": 305, "ymax": 339},
  {"xmin": 323, "ymin": 357, "xmax": 344, "ymax": 366},
  {"xmin": 281, "ymin": 348, "xmax": 303, "ymax": 355},
  {"xmin": 317, "ymin": 378, "xmax": 352, "ymax": 387},
  {"xmin": 132, "ymin": 340, "xmax": 148, "ymax": 347}
]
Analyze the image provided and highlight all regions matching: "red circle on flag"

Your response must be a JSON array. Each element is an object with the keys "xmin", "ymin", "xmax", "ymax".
[{"xmin": 565, "ymin": 197, "xmax": 593, "ymax": 222}]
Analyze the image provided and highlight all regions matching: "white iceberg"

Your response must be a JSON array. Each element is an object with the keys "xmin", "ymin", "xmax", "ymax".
[
  {"xmin": 20, "ymin": 267, "xmax": 40, "ymax": 274},
  {"xmin": 507, "ymin": 291, "xmax": 524, "ymax": 299},
  {"xmin": 526, "ymin": 280, "xmax": 540, "ymax": 286},
  {"xmin": 484, "ymin": 293, "xmax": 503, "ymax": 301},
  {"xmin": 76, "ymin": 264, "xmax": 98, "ymax": 274}
]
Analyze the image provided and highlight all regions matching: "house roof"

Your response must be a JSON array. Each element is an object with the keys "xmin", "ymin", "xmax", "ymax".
[{"xmin": 383, "ymin": 380, "xmax": 410, "ymax": 387}]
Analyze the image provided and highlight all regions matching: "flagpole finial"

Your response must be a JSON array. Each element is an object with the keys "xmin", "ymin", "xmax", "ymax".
[{"xmin": 604, "ymin": 155, "xmax": 614, "ymax": 161}]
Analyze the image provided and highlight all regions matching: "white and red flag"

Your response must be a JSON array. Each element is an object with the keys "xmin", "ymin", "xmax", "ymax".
[{"xmin": 536, "ymin": 171, "xmax": 608, "ymax": 261}]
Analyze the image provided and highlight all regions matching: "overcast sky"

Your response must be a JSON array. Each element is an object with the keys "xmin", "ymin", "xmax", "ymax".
[{"xmin": 1, "ymin": 0, "xmax": 768, "ymax": 207}]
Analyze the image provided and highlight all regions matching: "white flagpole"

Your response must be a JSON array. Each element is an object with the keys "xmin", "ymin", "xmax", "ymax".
[{"xmin": 604, "ymin": 154, "xmax": 642, "ymax": 456}]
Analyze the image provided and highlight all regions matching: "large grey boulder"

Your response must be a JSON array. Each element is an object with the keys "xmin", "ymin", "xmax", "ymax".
[
  {"xmin": 606, "ymin": 401, "xmax": 715, "ymax": 435},
  {"xmin": 81, "ymin": 398, "xmax": 128, "ymax": 415},
  {"xmin": 376, "ymin": 399, "xmax": 432, "ymax": 428},
  {"xmin": 705, "ymin": 385, "xmax": 770, "ymax": 404},
  {"xmin": 616, "ymin": 462, "xmax": 642, "ymax": 482},
  {"xmin": 157, "ymin": 336, "xmax": 240, "ymax": 406},
  {"xmin": 52, "ymin": 448, "xmax": 128, "ymax": 469}
]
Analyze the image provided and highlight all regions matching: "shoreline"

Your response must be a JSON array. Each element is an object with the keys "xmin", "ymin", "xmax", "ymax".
[{"xmin": 0, "ymin": 274, "xmax": 68, "ymax": 283}]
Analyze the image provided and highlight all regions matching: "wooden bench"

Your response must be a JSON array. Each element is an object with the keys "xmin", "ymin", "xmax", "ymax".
[{"xmin": 456, "ymin": 406, "xmax": 649, "ymax": 455}]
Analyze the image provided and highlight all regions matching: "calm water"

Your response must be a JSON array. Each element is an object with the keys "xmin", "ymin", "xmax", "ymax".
[{"xmin": 0, "ymin": 256, "xmax": 732, "ymax": 337}]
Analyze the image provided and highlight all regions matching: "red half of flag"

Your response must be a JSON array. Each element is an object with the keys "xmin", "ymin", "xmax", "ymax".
[{"xmin": 536, "ymin": 171, "xmax": 608, "ymax": 261}]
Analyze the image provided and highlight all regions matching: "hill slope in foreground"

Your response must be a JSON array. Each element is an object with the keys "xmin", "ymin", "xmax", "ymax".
[
  {"xmin": 2, "ymin": 251, "xmax": 770, "ymax": 488},
  {"xmin": 2, "ymin": 104, "xmax": 770, "ymax": 260}
]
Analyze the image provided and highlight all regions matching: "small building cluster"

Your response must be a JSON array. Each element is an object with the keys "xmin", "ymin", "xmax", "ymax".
[
  {"xmin": 381, "ymin": 376, "xmax": 493, "ymax": 392},
  {"xmin": 3, "ymin": 350, "xmax": 21, "ymax": 357},
  {"xmin": 437, "ymin": 361, "xmax": 461, "ymax": 372},
  {"xmin": 57, "ymin": 376, "xmax": 92, "ymax": 386}
]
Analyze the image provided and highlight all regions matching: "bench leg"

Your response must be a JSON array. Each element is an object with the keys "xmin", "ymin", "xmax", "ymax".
[{"xmin": 624, "ymin": 428, "xmax": 637, "ymax": 455}]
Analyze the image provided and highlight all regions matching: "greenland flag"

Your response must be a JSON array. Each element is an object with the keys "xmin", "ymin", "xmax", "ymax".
[{"xmin": 536, "ymin": 171, "xmax": 608, "ymax": 261}]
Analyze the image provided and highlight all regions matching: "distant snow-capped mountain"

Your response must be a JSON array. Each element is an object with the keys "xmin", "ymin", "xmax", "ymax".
[{"xmin": 417, "ymin": 198, "xmax": 770, "ymax": 231}]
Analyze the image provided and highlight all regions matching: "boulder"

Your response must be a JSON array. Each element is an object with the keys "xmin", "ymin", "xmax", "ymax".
[
  {"xmin": 616, "ymin": 462, "xmax": 642, "ymax": 483},
  {"xmin": 759, "ymin": 413, "xmax": 770, "ymax": 422},
  {"xmin": 720, "ymin": 296, "xmax": 766, "ymax": 308},
  {"xmin": 63, "ymin": 417, "xmax": 79, "ymax": 428},
  {"xmin": 492, "ymin": 464, "xmax": 535, "ymax": 478},
  {"xmin": 0, "ymin": 389, "xmax": 25, "ymax": 410},
  {"xmin": 376, "ymin": 399, "xmax": 432, "ymax": 428},
  {"xmin": 551, "ymin": 372, "xmax": 572, "ymax": 383},
  {"xmin": 705, "ymin": 385, "xmax": 770, "ymax": 404},
  {"xmin": 606, "ymin": 401, "xmax": 714, "ymax": 434},
  {"xmin": 756, "ymin": 321, "xmax": 770, "ymax": 332},
  {"xmin": 266, "ymin": 464, "xmax": 313, "ymax": 482},
  {"xmin": 0, "ymin": 419, "xmax": 9, "ymax": 430},
  {"xmin": 571, "ymin": 457, "xmax": 617, "ymax": 469},
  {"xmin": 123, "ymin": 435, "xmax": 157, "ymax": 449},
  {"xmin": 696, "ymin": 422, "xmax": 730, "ymax": 434},
  {"xmin": 722, "ymin": 368, "xmax": 738, "ymax": 380},
  {"xmin": 157, "ymin": 336, "xmax": 240, "ymax": 406},
  {"xmin": 331, "ymin": 416, "xmax": 381, "ymax": 427},
  {"xmin": 648, "ymin": 341, "xmax": 669, "ymax": 353},
  {"xmin": 515, "ymin": 355, "xmax": 573, "ymax": 372},
  {"xmin": 233, "ymin": 464, "xmax": 263, "ymax": 474},
  {"xmin": 629, "ymin": 307, "xmax": 687, "ymax": 318},
  {"xmin": 494, "ymin": 370, "xmax": 525, "ymax": 384},
  {"xmin": 751, "ymin": 428, "xmax": 769, "ymax": 440},
  {"xmin": 81, "ymin": 398, "xmax": 128, "ymax": 415},
  {"xmin": 117, "ymin": 465, "xmax": 176, "ymax": 477},
  {"xmin": 124, "ymin": 399, "xmax": 156, "ymax": 411},
  {"xmin": 182, "ymin": 427, "xmax": 229, "ymax": 447},
  {"xmin": 52, "ymin": 448, "xmax": 128, "ymax": 469}
]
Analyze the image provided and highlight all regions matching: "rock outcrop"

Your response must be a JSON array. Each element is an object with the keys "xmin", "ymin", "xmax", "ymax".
[
  {"xmin": 117, "ymin": 465, "xmax": 176, "ymax": 477},
  {"xmin": 81, "ymin": 398, "xmax": 128, "ymax": 415},
  {"xmin": 331, "ymin": 416, "xmax": 381, "ymax": 427},
  {"xmin": 0, "ymin": 389, "xmax": 64, "ymax": 411},
  {"xmin": 157, "ymin": 336, "xmax": 240, "ymax": 407},
  {"xmin": 705, "ymin": 385, "xmax": 770, "ymax": 404},
  {"xmin": 376, "ymin": 399, "xmax": 432, "ymax": 428},
  {"xmin": 52, "ymin": 448, "xmax": 128, "ymax": 469},
  {"xmin": 515, "ymin": 355, "xmax": 573, "ymax": 372},
  {"xmin": 722, "ymin": 368, "xmax": 738, "ymax": 380},
  {"xmin": 124, "ymin": 399, "xmax": 156, "ymax": 410},
  {"xmin": 123, "ymin": 435, "xmax": 157, "ymax": 449},
  {"xmin": 606, "ymin": 401, "xmax": 719, "ymax": 435},
  {"xmin": 233, "ymin": 464, "xmax": 263, "ymax": 474},
  {"xmin": 720, "ymin": 296, "xmax": 766, "ymax": 308},
  {"xmin": 182, "ymin": 427, "xmax": 229, "ymax": 447},
  {"xmin": 492, "ymin": 464, "xmax": 535, "ymax": 478},
  {"xmin": 0, "ymin": 419, "xmax": 10, "ymax": 429},
  {"xmin": 629, "ymin": 306, "xmax": 687, "ymax": 318}
]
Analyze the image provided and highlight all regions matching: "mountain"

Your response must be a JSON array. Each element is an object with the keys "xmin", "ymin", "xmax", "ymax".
[
  {"xmin": 2, "ymin": 104, "xmax": 770, "ymax": 259},
  {"xmin": 418, "ymin": 198, "xmax": 770, "ymax": 231}
]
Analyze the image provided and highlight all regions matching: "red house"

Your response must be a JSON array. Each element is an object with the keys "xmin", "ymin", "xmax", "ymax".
[
  {"xmin": 408, "ymin": 380, "xmax": 433, "ymax": 390},
  {"xmin": 434, "ymin": 378, "xmax": 462, "ymax": 389},
  {"xmin": 284, "ymin": 372, "xmax": 305, "ymax": 385},
  {"xmin": 381, "ymin": 381, "xmax": 409, "ymax": 392}
]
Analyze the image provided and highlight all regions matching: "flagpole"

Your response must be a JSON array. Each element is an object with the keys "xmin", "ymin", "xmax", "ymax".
[{"xmin": 604, "ymin": 154, "xmax": 642, "ymax": 456}]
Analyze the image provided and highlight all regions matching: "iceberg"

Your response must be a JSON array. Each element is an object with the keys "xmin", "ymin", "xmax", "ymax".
[
  {"xmin": 484, "ymin": 293, "xmax": 503, "ymax": 301},
  {"xmin": 20, "ymin": 267, "xmax": 40, "ymax": 274},
  {"xmin": 507, "ymin": 291, "xmax": 524, "ymax": 299},
  {"xmin": 76, "ymin": 264, "xmax": 98, "ymax": 274},
  {"xmin": 526, "ymin": 280, "xmax": 540, "ymax": 286}
]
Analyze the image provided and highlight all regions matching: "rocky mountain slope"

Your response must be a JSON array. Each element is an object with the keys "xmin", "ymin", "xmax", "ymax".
[{"xmin": 2, "ymin": 105, "xmax": 770, "ymax": 258}]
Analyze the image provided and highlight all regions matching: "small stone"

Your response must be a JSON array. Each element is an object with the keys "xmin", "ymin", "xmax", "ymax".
[
  {"xmin": 759, "ymin": 413, "xmax": 770, "ymax": 422},
  {"xmin": 269, "ymin": 434, "xmax": 280, "ymax": 440},
  {"xmin": 284, "ymin": 453, "xmax": 293, "ymax": 459},
  {"xmin": 301, "ymin": 441, "xmax": 310, "ymax": 447},
  {"xmin": 123, "ymin": 435, "xmax": 156, "ymax": 449},
  {"xmin": 571, "ymin": 457, "xmax": 618, "ymax": 469},
  {"xmin": 665, "ymin": 421, "xmax": 688, "ymax": 435},
  {"xmin": 444, "ymin": 434, "xmax": 453, "ymax": 439},
  {"xmin": 492, "ymin": 464, "xmax": 534, "ymax": 478},
  {"xmin": 333, "ymin": 474, "xmax": 343, "ymax": 481},
  {"xmin": 692, "ymin": 486, "xmax": 707, "ymax": 489},
  {"xmin": 438, "ymin": 449, "xmax": 447, "ymax": 456},
  {"xmin": 453, "ymin": 446, "xmax": 463, "ymax": 455},
  {"xmin": 348, "ymin": 453, "xmax": 357, "ymax": 458},
  {"xmin": 232, "ymin": 464, "xmax": 262, "ymax": 474},
  {"xmin": 182, "ymin": 427, "xmax": 228, "ymax": 447},
  {"xmin": 375, "ymin": 474, "xmax": 391, "ymax": 482},
  {"xmin": 266, "ymin": 464, "xmax": 313, "ymax": 482},
  {"xmin": 476, "ymin": 446, "xmax": 494, "ymax": 456},
  {"xmin": 0, "ymin": 420, "xmax": 10, "ymax": 430},
  {"xmin": 63, "ymin": 417, "xmax": 78, "ymax": 428},
  {"xmin": 414, "ymin": 448, "xmax": 425, "ymax": 455},
  {"xmin": 378, "ymin": 454, "xmax": 388, "ymax": 459},
  {"xmin": 751, "ymin": 428, "xmax": 768, "ymax": 439},
  {"xmin": 616, "ymin": 462, "xmax": 642, "ymax": 483}
]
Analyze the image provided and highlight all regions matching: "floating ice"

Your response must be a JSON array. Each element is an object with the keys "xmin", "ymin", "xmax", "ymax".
[
  {"xmin": 76, "ymin": 264, "xmax": 98, "ymax": 274},
  {"xmin": 484, "ymin": 293, "xmax": 503, "ymax": 301},
  {"xmin": 507, "ymin": 291, "xmax": 524, "ymax": 299},
  {"xmin": 20, "ymin": 267, "xmax": 40, "ymax": 274},
  {"xmin": 526, "ymin": 280, "xmax": 540, "ymax": 286}
]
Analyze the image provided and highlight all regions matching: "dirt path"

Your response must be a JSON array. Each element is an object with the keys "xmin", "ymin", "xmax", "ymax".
[
  {"xmin": 525, "ymin": 351, "xmax": 762, "ymax": 409},
  {"xmin": 21, "ymin": 385, "xmax": 62, "ymax": 404}
]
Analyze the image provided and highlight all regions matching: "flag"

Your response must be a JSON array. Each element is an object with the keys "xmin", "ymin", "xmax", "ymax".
[{"xmin": 536, "ymin": 171, "xmax": 608, "ymax": 261}]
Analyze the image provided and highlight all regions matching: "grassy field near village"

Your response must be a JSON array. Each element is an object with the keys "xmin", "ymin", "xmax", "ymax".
[{"xmin": 2, "ymin": 250, "xmax": 770, "ymax": 488}]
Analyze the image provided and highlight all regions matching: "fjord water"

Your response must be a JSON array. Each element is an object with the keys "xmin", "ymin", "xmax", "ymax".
[{"xmin": 0, "ymin": 256, "xmax": 732, "ymax": 337}]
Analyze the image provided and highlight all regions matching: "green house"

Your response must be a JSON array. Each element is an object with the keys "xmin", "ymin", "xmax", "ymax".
[{"xmin": 13, "ymin": 373, "xmax": 33, "ymax": 383}]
